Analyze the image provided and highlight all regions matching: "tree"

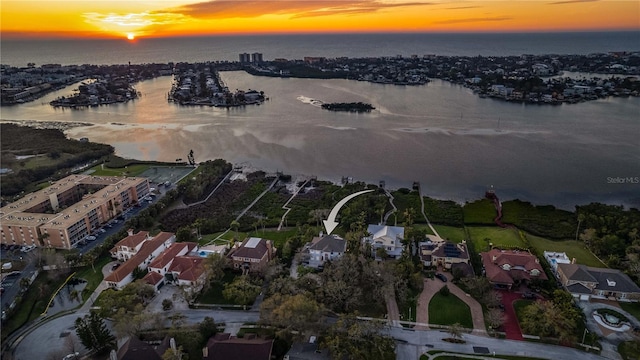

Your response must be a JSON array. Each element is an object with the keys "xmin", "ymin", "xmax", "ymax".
[
  {"xmin": 520, "ymin": 300, "xmax": 577, "ymax": 343},
  {"xmin": 575, "ymin": 213, "xmax": 585, "ymax": 242},
  {"xmin": 230, "ymin": 220, "xmax": 240, "ymax": 239},
  {"xmin": 176, "ymin": 226, "xmax": 194, "ymax": 242},
  {"xmin": 74, "ymin": 312, "xmax": 116, "ymax": 355},
  {"xmin": 448, "ymin": 323, "xmax": 464, "ymax": 341},
  {"xmin": 260, "ymin": 293, "xmax": 324, "ymax": 337},
  {"xmin": 485, "ymin": 308, "xmax": 506, "ymax": 330},
  {"xmin": 439, "ymin": 285, "xmax": 450, "ymax": 296},
  {"xmin": 223, "ymin": 275, "xmax": 261, "ymax": 307},
  {"xmin": 203, "ymin": 253, "xmax": 229, "ymax": 285},
  {"xmin": 162, "ymin": 346, "xmax": 186, "ymax": 360},
  {"xmin": 113, "ymin": 304, "xmax": 154, "ymax": 337},
  {"xmin": 162, "ymin": 299, "xmax": 174, "ymax": 310},
  {"xmin": 322, "ymin": 315, "xmax": 395, "ymax": 360},
  {"xmin": 95, "ymin": 280, "xmax": 155, "ymax": 317},
  {"xmin": 187, "ymin": 148, "xmax": 195, "ymax": 166},
  {"xmin": 132, "ymin": 266, "xmax": 148, "ymax": 280},
  {"xmin": 199, "ymin": 316, "xmax": 218, "ymax": 340}
]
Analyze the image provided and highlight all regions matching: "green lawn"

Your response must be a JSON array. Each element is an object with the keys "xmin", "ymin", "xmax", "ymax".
[
  {"xmin": 513, "ymin": 299, "xmax": 535, "ymax": 324},
  {"xmin": 526, "ymin": 234, "xmax": 606, "ymax": 268},
  {"xmin": 467, "ymin": 226, "xmax": 524, "ymax": 252},
  {"xmin": 88, "ymin": 163, "xmax": 150, "ymax": 176},
  {"xmin": 20, "ymin": 153, "xmax": 75, "ymax": 170},
  {"xmin": 75, "ymin": 256, "xmax": 113, "ymax": 301},
  {"xmin": 428, "ymin": 292, "xmax": 473, "ymax": 329},
  {"xmin": 433, "ymin": 225, "xmax": 466, "ymax": 243},
  {"xmin": 202, "ymin": 228, "xmax": 299, "ymax": 250},
  {"xmin": 620, "ymin": 302, "xmax": 640, "ymax": 322}
]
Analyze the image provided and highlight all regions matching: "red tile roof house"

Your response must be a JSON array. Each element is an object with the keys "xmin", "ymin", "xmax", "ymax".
[
  {"xmin": 202, "ymin": 333, "xmax": 273, "ymax": 360},
  {"xmin": 228, "ymin": 237, "xmax": 275, "ymax": 274},
  {"xmin": 104, "ymin": 232, "xmax": 175, "ymax": 290},
  {"xmin": 110, "ymin": 229, "xmax": 152, "ymax": 261},
  {"xmin": 143, "ymin": 241, "xmax": 202, "ymax": 292},
  {"xmin": 481, "ymin": 248, "xmax": 547, "ymax": 290}
]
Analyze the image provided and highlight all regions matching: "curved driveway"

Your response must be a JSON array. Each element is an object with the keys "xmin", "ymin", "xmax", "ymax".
[{"xmin": 416, "ymin": 274, "xmax": 486, "ymax": 334}]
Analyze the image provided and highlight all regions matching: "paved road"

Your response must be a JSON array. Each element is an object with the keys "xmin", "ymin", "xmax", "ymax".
[
  {"xmin": 1, "ymin": 251, "xmax": 38, "ymax": 320},
  {"xmin": 386, "ymin": 286, "xmax": 401, "ymax": 326},
  {"xmin": 10, "ymin": 308, "xmax": 260, "ymax": 360},
  {"xmin": 387, "ymin": 326, "xmax": 609, "ymax": 360}
]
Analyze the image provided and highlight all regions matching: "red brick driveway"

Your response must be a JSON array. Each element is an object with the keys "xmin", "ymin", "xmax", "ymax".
[{"xmin": 500, "ymin": 290, "xmax": 525, "ymax": 340}]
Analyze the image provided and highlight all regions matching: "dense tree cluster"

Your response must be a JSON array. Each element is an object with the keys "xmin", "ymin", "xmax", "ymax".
[
  {"xmin": 576, "ymin": 203, "xmax": 640, "ymax": 275},
  {"xmin": 0, "ymin": 123, "xmax": 113, "ymax": 197}
]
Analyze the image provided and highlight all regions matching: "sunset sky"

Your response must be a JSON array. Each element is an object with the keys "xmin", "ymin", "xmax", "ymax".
[{"xmin": 1, "ymin": 0, "xmax": 638, "ymax": 39}]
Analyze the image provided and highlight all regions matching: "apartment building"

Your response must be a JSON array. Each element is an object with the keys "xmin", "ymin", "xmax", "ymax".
[{"xmin": 0, "ymin": 174, "xmax": 149, "ymax": 249}]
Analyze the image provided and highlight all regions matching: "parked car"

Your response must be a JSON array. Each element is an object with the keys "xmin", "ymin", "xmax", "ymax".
[
  {"xmin": 86, "ymin": 236, "xmax": 96, "ymax": 241},
  {"xmin": 435, "ymin": 273, "xmax": 448, "ymax": 282},
  {"xmin": 111, "ymin": 263, "xmax": 121, "ymax": 271},
  {"xmin": 62, "ymin": 352, "xmax": 80, "ymax": 360},
  {"xmin": 522, "ymin": 291, "xmax": 536, "ymax": 299}
]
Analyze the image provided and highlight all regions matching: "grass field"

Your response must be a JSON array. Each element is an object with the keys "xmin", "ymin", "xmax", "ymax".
[
  {"xmin": 526, "ymin": 234, "xmax": 606, "ymax": 268},
  {"xmin": 466, "ymin": 226, "xmax": 524, "ymax": 252},
  {"xmin": 201, "ymin": 228, "xmax": 299, "ymax": 250},
  {"xmin": 20, "ymin": 153, "xmax": 75, "ymax": 169},
  {"xmin": 433, "ymin": 225, "xmax": 466, "ymax": 243},
  {"xmin": 75, "ymin": 256, "xmax": 112, "ymax": 301},
  {"xmin": 513, "ymin": 299, "xmax": 535, "ymax": 325},
  {"xmin": 88, "ymin": 163, "xmax": 150, "ymax": 176},
  {"xmin": 428, "ymin": 292, "xmax": 473, "ymax": 328}
]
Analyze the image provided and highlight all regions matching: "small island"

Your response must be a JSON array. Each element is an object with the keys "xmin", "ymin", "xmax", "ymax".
[{"xmin": 321, "ymin": 102, "xmax": 375, "ymax": 112}]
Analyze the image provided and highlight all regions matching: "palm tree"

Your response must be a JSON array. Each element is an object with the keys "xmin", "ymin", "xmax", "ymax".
[
  {"xmin": 403, "ymin": 208, "xmax": 415, "ymax": 227},
  {"xmin": 575, "ymin": 213, "xmax": 585, "ymax": 241},
  {"xmin": 230, "ymin": 220, "xmax": 240, "ymax": 240},
  {"xmin": 448, "ymin": 323, "xmax": 463, "ymax": 341}
]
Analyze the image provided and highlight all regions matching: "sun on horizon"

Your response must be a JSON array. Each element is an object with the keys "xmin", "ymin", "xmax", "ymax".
[{"xmin": 127, "ymin": 33, "xmax": 135, "ymax": 40}]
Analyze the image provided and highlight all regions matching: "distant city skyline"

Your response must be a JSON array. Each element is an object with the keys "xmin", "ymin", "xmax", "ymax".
[{"xmin": 1, "ymin": 0, "xmax": 638, "ymax": 40}]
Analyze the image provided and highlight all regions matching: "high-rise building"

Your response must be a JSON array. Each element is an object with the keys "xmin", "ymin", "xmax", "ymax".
[
  {"xmin": 239, "ymin": 53, "xmax": 251, "ymax": 64},
  {"xmin": 251, "ymin": 53, "xmax": 263, "ymax": 64}
]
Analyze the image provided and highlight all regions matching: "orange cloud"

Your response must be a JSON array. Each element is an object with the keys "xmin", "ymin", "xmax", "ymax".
[
  {"xmin": 164, "ymin": 0, "xmax": 434, "ymax": 19},
  {"xmin": 433, "ymin": 15, "xmax": 512, "ymax": 24}
]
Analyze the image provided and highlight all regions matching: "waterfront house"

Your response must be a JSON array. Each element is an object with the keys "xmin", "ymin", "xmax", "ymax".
[
  {"xmin": 543, "ymin": 251, "xmax": 572, "ymax": 277},
  {"xmin": 431, "ymin": 241, "xmax": 471, "ymax": 270},
  {"xmin": 228, "ymin": 237, "xmax": 275, "ymax": 273},
  {"xmin": 363, "ymin": 224, "xmax": 405, "ymax": 259},
  {"xmin": 480, "ymin": 249, "xmax": 547, "ymax": 289},
  {"xmin": 556, "ymin": 263, "xmax": 640, "ymax": 302},
  {"xmin": 307, "ymin": 234, "xmax": 346, "ymax": 269}
]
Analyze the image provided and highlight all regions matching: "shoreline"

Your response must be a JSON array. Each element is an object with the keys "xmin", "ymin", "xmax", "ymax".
[{"xmin": 0, "ymin": 119, "xmax": 94, "ymax": 131}]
